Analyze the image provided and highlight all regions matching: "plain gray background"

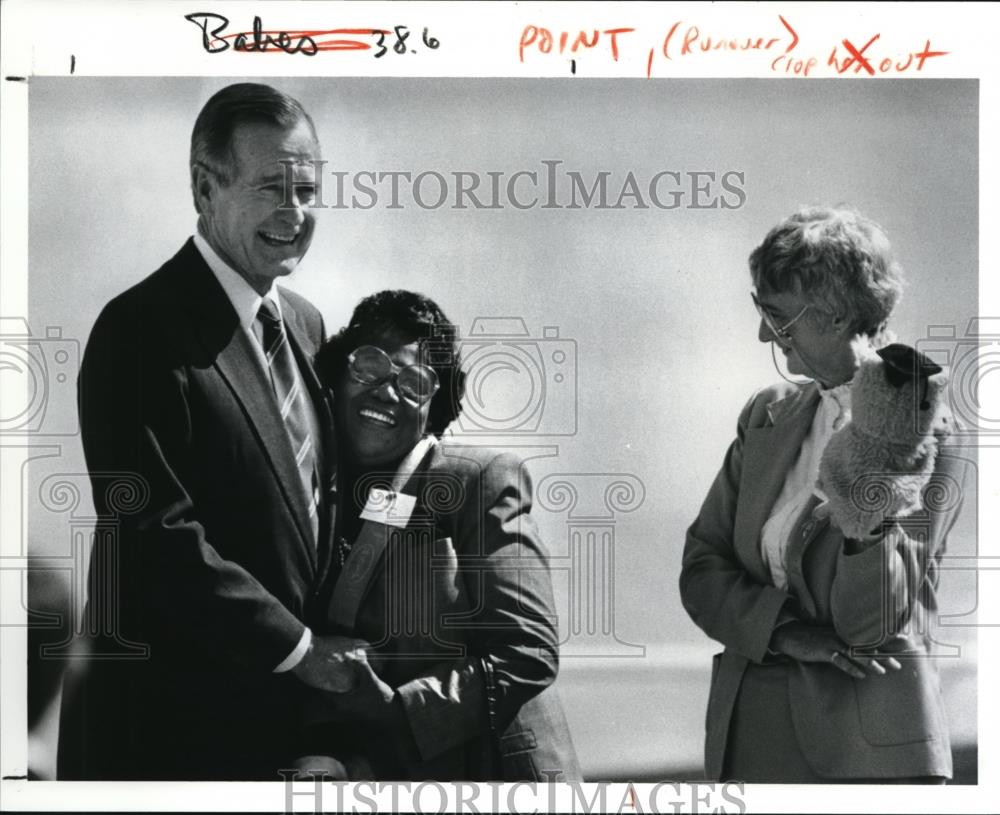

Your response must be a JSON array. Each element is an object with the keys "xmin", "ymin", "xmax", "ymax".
[{"xmin": 25, "ymin": 78, "xmax": 979, "ymax": 778}]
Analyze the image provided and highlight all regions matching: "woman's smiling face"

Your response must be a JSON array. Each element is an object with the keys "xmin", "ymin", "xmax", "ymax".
[{"xmin": 335, "ymin": 334, "xmax": 432, "ymax": 472}]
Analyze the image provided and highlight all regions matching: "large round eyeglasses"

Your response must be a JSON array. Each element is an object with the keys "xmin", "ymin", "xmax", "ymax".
[{"xmin": 347, "ymin": 345, "xmax": 440, "ymax": 406}]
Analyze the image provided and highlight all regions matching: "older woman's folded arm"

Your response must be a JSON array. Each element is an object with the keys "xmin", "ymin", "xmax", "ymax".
[
  {"xmin": 830, "ymin": 524, "xmax": 919, "ymax": 647},
  {"xmin": 830, "ymin": 516, "xmax": 958, "ymax": 648}
]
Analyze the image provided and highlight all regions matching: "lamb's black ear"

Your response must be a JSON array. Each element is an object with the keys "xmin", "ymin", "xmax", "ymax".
[
  {"xmin": 877, "ymin": 343, "xmax": 942, "ymax": 388},
  {"xmin": 876, "ymin": 343, "xmax": 943, "ymax": 411}
]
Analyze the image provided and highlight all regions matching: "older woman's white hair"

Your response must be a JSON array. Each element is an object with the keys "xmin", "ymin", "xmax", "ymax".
[{"xmin": 749, "ymin": 206, "xmax": 905, "ymax": 343}]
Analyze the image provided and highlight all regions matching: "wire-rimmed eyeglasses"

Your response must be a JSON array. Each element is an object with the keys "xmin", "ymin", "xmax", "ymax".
[{"xmin": 751, "ymin": 291, "xmax": 810, "ymax": 342}]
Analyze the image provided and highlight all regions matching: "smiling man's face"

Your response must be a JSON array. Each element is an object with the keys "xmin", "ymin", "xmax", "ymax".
[{"xmin": 199, "ymin": 119, "xmax": 319, "ymax": 294}]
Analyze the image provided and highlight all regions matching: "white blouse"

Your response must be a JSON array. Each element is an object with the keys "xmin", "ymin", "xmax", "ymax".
[{"xmin": 759, "ymin": 382, "xmax": 852, "ymax": 590}]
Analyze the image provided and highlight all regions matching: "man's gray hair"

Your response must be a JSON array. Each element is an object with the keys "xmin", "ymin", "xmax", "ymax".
[{"xmin": 189, "ymin": 82, "xmax": 318, "ymax": 212}]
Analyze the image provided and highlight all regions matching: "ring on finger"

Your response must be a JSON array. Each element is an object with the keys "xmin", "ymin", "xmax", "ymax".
[{"xmin": 830, "ymin": 651, "xmax": 841, "ymax": 663}]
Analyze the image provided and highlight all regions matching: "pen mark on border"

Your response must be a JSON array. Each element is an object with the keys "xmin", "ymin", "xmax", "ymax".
[
  {"xmin": 5, "ymin": 76, "xmax": 27, "ymax": 82},
  {"xmin": 779, "ymin": 14, "xmax": 798, "ymax": 52}
]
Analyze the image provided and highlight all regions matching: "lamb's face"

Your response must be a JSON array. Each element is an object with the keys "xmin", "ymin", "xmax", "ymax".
[{"xmin": 849, "ymin": 358, "xmax": 950, "ymax": 443}]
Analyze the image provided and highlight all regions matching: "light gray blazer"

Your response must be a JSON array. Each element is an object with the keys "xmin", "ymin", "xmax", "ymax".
[{"xmin": 680, "ymin": 381, "xmax": 966, "ymax": 780}]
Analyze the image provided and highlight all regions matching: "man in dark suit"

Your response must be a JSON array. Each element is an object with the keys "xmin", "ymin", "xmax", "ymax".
[{"xmin": 58, "ymin": 83, "xmax": 360, "ymax": 780}]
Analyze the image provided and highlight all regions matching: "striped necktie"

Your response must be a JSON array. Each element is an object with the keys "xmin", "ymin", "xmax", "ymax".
[{"xmin": 256, "ymin": 299, "xmax": 320, "ymax": 545}]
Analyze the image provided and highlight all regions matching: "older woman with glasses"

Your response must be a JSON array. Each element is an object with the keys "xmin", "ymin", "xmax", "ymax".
[
  {"xmin": 680, "ymin": 206, "xmax": 964, "ymax": 783},
  {"xmin": 296, "ymin": 289, "xmax": 579, "ymax": 781}
]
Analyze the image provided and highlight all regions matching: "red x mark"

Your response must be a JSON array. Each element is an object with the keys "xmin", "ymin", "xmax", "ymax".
[{"xmin": 842, "ymin": 33, "xmax": 880, "ymax": 75}]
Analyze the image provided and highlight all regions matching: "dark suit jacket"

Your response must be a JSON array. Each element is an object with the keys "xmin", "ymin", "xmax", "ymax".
[
  {"xmin": 680, "ymin": 382, "xmax": 966, "ymax": 781},
  {"xmin": 58, "ymin": 238, "xmax": 337, "ymax": 779},
  {"xmin": 313, "ymin": 441, "xmax": 581, "ymax": 781}
]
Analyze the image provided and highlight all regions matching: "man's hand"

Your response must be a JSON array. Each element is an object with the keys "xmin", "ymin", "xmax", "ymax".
[
  {"xmin": 769, "ymin": 622, "xmax": 902, "ymax": 679},
  {"xmin": 291, "ymin": 635, "xmax": 370, "ymax": 693}
]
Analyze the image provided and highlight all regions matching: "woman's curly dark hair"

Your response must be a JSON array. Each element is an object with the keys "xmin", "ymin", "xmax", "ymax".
[{"xmin": 315, "ymin": 290, "xmax": 465, "ymax": 437}]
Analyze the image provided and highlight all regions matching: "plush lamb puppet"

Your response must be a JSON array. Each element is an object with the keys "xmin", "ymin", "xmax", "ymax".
[{"xmin": 817, "ymin": 343, "xmax": 952, "ymax": 540}]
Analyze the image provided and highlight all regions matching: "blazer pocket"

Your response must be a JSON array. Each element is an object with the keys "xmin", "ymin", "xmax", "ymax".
[
  {"xmin": 498, "ymin": 730, "xmax": 540, "ymax": 781},
  {"xmin": 854, "ymin": 666, "xmax": 938, "ymax": 746}
]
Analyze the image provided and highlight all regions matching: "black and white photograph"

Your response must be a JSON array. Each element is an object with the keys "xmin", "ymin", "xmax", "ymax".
[{"xmin": 1, "ymin": 2, "xmax": 995, "ymax": 812}]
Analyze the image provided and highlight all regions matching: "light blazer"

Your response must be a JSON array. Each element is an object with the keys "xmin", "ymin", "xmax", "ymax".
[
  {"xmin": 680, "ymin": 381, "xmax": 967, "ymax": 780},
  {"xmin": 59, "ymin": 238, "xmax": 337, "ymax": 779},
  {"xmin": 312, "ymin": 441, "xmax": 581, "ymax": 781}
]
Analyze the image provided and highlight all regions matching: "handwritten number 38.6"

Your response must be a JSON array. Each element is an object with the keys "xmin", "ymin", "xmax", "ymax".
[{"xmin": 372, "ymin": 26, "xmax": 440, "ymax": 58}]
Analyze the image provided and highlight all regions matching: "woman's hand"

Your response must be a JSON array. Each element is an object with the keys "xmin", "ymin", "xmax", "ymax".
[
  {"xmin": 769, "ymin": 621, "xmax": 902, "ymax": 679},
  {"xmin": 342, "ymin": 659, "xmax": 399, "ymax": 727},
  {"xmin": 299, "ymin": 656, "xmax": 403, "ymax": 729},
  {"xmin": 331, "ymin": 660, "xmax": 422, "ymax": 764}
]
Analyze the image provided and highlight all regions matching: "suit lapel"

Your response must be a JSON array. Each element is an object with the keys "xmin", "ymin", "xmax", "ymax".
[
  {"xmin": 182, "ymin": 242, "xmax": 317, "ymax": 569},
  {"xmin": 781, "ymin": 491, "xmax": 829, "ymax": 619},
  {"xmin": 734, "ymin": 384, "xmax": 820, "ymax": 585}
]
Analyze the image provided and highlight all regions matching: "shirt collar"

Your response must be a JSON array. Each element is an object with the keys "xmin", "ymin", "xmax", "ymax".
[
  {"xmin": 765, "ymin": 381, "xmax": 820, "ymax": 427},
  {"xmin": 817, "ymin": 380, "xmax": 853, "ymax": 430},
  {"xmin": 818, "ymin": 380, "xmax": 852, "ymax": 410},
  {"xmin": 391, "ymin": 436, "xmax": 438, "ymax": 493},
  {"xmin": 192, "ymin": 229, "xmax": 282, "ymax": 332}
]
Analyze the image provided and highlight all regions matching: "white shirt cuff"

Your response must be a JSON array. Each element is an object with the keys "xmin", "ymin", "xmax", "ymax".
[{"xmin": 273, "ymin": 627, "xmax": 312, "ymax": 673}]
